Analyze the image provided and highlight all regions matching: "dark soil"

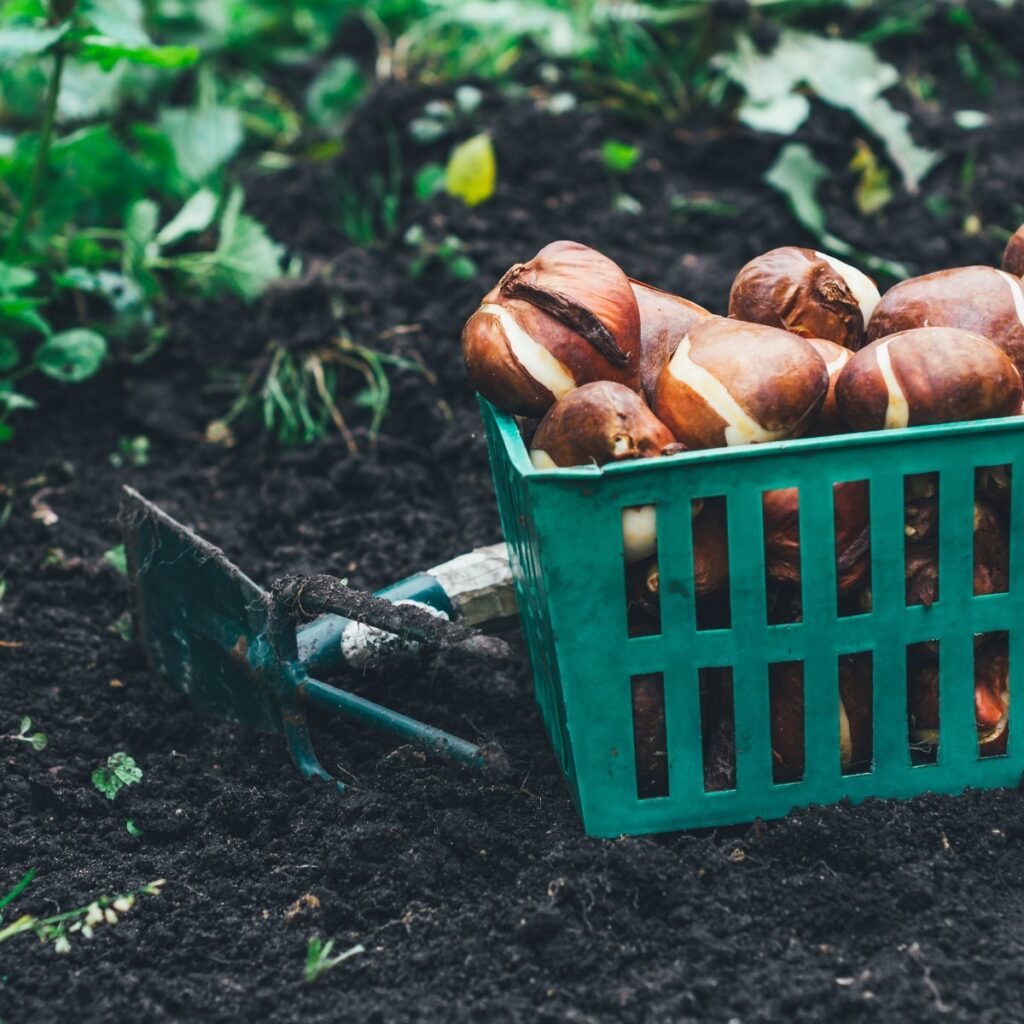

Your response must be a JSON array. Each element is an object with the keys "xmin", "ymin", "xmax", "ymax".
[{"xmin": 4, "ymin": 6, "xmax": 1024, "ymax": 1021}]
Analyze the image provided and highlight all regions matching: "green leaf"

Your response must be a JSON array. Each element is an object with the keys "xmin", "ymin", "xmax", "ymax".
[
  {"xmin": 764, "ymin": 143, "xmax": 829, "ymax": 239},
  {"xmin": 55, "ymin": 268, "xmax": 144, "ymax": 314},
  {"xmin": 0, "ymin": 296, "xmax": 50, "ymax": 336},
  {"xmin": 305, "ymin": 57, "xmax": 365, "ymax": 129},
  {"xmin": 103, "ymin": 543, "xmax": 127, "ymax": 575},
  {"xmin": 0, "ymin": 389, "xmax": 37, "ymax": 412},
  {"xmin": 185, "ymin": 187, "xmax": 284, "ymax": 300},
  {"xmin": 0, "ymin": 263, "xmax": 37, "ymax": 293},
  {"xmin": 159, "ymin": 106, "xmax": 243, "ymax": 183},
  {"xmin": 91, "ymin": 751, "xmax": 142, "ymax": 800},
  {"xmin": 125, "ymin": 819, "xmax": 143, "ymax": 836},
  {"xmin": 78, "ymin": 36, "xmax": 199, "ymax": 70},
  {"xmin": 0, "ymin": 23, "xmax": 69, "ymax": 65},
  {"xmin": 601, "ymin": 139, "xmax": 639, "ymax": 174},
  {"xmin": 0, "ymin": 338, "xmax": 19, "ymax": 372},
  {"xmin": 35, "ymin": 329, "xmax": 107, "ymax": 383},
  {"xmin": 156, "ymin": 189, "xmax": 218, "ymax": 247},
  {"xmin": 414, "ymin": 163, "xmax": 446, "ymax": 200},
  {"xmin": 81, "ymin": 0, "xmax": 148, "ymax": 44},
  {"xmin": 445, "ymin": 133, "xmax": 496, "ymax": 207},
  {"xmin": 765, "ymin": 143, "xmax": 910, "ymax": 280},
  {"xmin": 721, "ymin": 29, "xmax": 940, "ymax": 192}
]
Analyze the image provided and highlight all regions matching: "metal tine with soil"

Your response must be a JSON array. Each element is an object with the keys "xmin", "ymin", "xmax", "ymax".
[{"xmin": 119, "ymin": 486, "xmax": 515, "ymax": 786}]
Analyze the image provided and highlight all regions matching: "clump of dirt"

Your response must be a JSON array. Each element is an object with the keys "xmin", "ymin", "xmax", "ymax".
[{"xmin": 3, "ymin": 6, "xmax": 1024, "ymax": 1020}]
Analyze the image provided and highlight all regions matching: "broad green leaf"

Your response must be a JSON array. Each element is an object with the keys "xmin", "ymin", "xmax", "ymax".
[
  {"xmin": 0, "ymin": 263, "xmax": 36, "ymax": 293},
  {"xmin": 601, "ymin": 139, "xmax": 639, "ymax": 174},
  {"xmin": 158, "ymin": 106, "xmax": 243, "ymax": 182},
  {"xmin": 305, "ymin": 57, "xmax": 365, "ymax": 129},
  {"xmin": 156, "ymin": 189, "xmax": 218, "ymax": 247},
  {"xmin": 0, "ymin": 338, "xmax": 19, "ymax": 372},
  {"xmin": 185, "ymin": 187, "xmax": 283, "ymax": 300},
  {"xmin": 0, "ymin": 23, "xmax": 69, "ymax": 65},
  {"xmin": 445, "ymin": 133, "xmax": 496, "ymax": 207},
  {"xmin": 764, "ymin": 143, "xmax": 829, "ymax": 238},
  {"xmin": 35, "ymin": 328, "xmax": 107, "ymax": 382},
  {"xmin": 720, "ymin": 29, "xmax": 940, "ymax": 191},
  {"xmin": 91, "ymin": 751, "xmax": 142, "ymax": 800},
  {"xmin": 78, "ymin": 36, "xmax": 199, "ymax": 71},
  {"xmin": 81, "ymin": 0, "xmax": 148, "ymax": 44},
  {"xmin": 738, "ymin": 93, "xmax": 809, "ymax": 135}
]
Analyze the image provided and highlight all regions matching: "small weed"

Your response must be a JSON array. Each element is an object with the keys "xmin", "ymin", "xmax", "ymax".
[
  {"xmin": 404, "ymin": 225, "xmax": 477, "ymax": 281},
  {"xmin": 103, "ymin": 544, "xmax": 127, "ymax": 576},
  {"xmin": 339, "ymin": 131, "xmax": 403, "ymax": 245},
  {"xmin": 4, "ymin": 717, "xmax": 47, "ymax": 752},
  {"xmin": 92, "ymin": 752, "xmax": 142, "ymax": 801},
  {"xmin": 109, "ymin": 436, "xmax": 150, "ymax": 468},
  {"xmin": 213, "ymin": 337, "xmax": 435, "ymax": 451},
  {"xmin": 0, "ymin": 875, "xmax": 165, "ymax": 953},
  {"xmin": 305, "ymin": 936, "xmax": 365, "ymax": 983}
]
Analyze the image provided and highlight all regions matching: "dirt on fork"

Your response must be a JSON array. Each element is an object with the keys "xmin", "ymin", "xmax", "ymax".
[{"xmin": 4, "ymin": 7, "xmax": 1024, "ymax": 1021}]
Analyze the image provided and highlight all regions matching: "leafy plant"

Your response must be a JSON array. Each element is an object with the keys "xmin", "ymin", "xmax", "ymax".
[
  {"xmin": 109, "ymin": 434, "xmax": 149, "ymax": 467},
  {"xmin": 0, "ymin": 2, "xmax": 287, "ymax": 443},
  {"xmin": 210, "ymin": 337, "xmax": 437, "ymax": 451},
  {"xmin": 304, "ymin": 935, "xmax": 364, "ymax": 983},
  {"xmin": 718, "ymin": 28, "xmax": 941, "ymax": 193},
  {"xmin": 0, "ymin": 874, "xmax": 165, "ymax": 954},
  {"xmin": 91, "ymin": 751, "xmax": 142, "ymax": 800},
  {"xmin": 4, "ymin": 716, "xmax": 47, "ymax": 751},
  {"xmin": 403, "ymin": 224, "xmax": 477, "ymax": 281}
]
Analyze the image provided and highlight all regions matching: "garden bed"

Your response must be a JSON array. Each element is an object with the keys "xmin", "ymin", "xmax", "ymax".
[{"xmin": 4, "ymin": 10, "xmax": 1024, "ymax": 1019}]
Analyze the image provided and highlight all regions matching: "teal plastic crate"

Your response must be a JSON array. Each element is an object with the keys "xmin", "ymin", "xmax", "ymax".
[{"xmin": 479, "ymin": 397, "xmax": 1024, "ymax": 837}]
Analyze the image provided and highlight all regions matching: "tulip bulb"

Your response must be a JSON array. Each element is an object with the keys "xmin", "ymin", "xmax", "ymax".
[
  {"xmin": 462, "ymin": 240, "xmax": 641, "ymax": 416},
  {"xmin": 630, "ymin": 279, "xmax": 711, "ymax": 403},
  {"xmin": 806, "ymin": 338, "xmax": 853, "ymax": 435},
  {"xmin": 1003, "ymin": 224, "xmax": 1024, "ymax": 278},
  {"xmin": 728, "ymin": 246, "xmax": 879, "ymax": 350},
  {"xmin": 652, "ymin": 316, "xmax": 828, "ymax": 451},
  {"xmin": 835, "ymin": 327, "xmax": 1023, "ymax": 433},
  {"xmin": 865, "ymin": 266, "xmax": 1024, "ymax": 374}
]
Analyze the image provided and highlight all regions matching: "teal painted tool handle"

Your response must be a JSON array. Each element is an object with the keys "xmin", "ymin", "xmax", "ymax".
[{"xmin": 296, "ymin": 543, "xmax": 515, "ymax": 676}]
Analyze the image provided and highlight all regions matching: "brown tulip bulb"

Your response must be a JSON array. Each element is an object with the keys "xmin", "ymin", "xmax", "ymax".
[
  {"xmin": 865, "ymin": 266, "xmax": 1024, "ymax": 373},
  {"xmin": 529, "ymin": 381, "xmax": 676, "ymax": 469},
  {"xmin": 807, "ymin": 338, "xmax": 853, "ymax": 435},
  {"xmin": 461, "ymin": 240, "xmax": 641, "ymax": 416},
  {"xmin": 632, "ymin": 673, "xmax": 668, "ymax": 797},
  {"xmin": 761, "ymin": 481, "xmax": 870, "ymax": 594},
  {"xmin": 652, "ymin": 316, "xmax": 828, "ymax": 451},
  {"xmin": 1003, "ymin": 225, "xmax": 1024, "ymax": 278},
  {"xmin": 908, "ymin": 637, "xmax": 1009, "ymax": 755},
  {"xmin": 728, "ymin": 247, "xmax": 880, "ymax": 349},
  {"xmin": 902, "ymin": 499, "xmax": 1007, "ymax": 608},
  {"xmin": 768, "ymin": 652, "xmax": 872, "ymax": 781},
  {"xmin": 528, "ymin": 381, "xmax": 679, "ymax": 565},
  {"xmin": 835, "ymin": 327, "xmax": 1023, "ymax": 433},
  {"xmin": 630, "ymin": 279, "xmax": 711, "ymax": 403},
  {"xmin": 626, "ymin": 501, "xmax": 729, "ymax": 600}
]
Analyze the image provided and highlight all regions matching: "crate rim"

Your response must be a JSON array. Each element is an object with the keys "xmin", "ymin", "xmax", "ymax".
[{"xmin": 483, "ymin": 399, "xmax": 1024, "ymax": 479}]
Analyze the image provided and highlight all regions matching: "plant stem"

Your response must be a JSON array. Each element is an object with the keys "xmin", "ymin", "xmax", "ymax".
[{"xmin": 5, "ymin": 46, "xmax": 66, "ymax": 263}]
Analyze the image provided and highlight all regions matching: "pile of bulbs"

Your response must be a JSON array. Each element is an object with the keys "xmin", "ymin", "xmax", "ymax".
[{"xmin": 462, "ymin": 226, "xmax": 1024, "ymax": 781}]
